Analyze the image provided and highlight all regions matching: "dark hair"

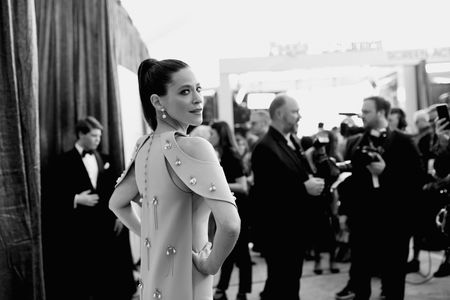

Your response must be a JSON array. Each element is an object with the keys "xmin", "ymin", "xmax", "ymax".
[
  {"xmin": 211, "ymin": 121, "xmax": 240, "ymax": 158},
  {"xmin": 234, "ymin": 126, "xmax": 249, "ymax": 139},
  {"xmin": 363, "ymin": 96, "xmax": 391, "ymax": 118},
  {"xmin": 390, "ymin": 107, "xmax": 408, "ymax": 130},
  {"xmin": 137, "ymin": 58, "xmax": 189, "ymax": 130},
  {"xmin": 75, "ymin": 116, "xmax": 103, "ymax": 138},
  {"xmin": 268, "ymin": 94, "xmax": 287, "ymax": 119}
]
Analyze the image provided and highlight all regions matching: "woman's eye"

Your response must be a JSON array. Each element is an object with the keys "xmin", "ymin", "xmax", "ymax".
[
  {"xmin": 180, "ymin": 89, "xmax": 190, "ymax": 95},
  {"xmin": 196, "ymin": 86, "xmax": 202, "ymax": 93}
]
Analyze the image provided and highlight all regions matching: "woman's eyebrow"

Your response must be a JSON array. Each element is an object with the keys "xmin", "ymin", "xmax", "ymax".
[{"xmin": 178, "ymin": 83, "xmax": 201, "ymax": 89}]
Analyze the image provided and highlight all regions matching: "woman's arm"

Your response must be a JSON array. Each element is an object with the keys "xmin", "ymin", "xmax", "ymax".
[
  {"xmin": 228, "ymin": 175, "xmax": 248, "ymax": 195},
  {"xmin": 194, "ymin": 197, "xmax": 241, "ymax": 275},
  {"xmin": 304, "ymin": 146, "xmax": 317, "ymax": 173},
  {"xmin": 177, "ymin": 135, "xmax": 241, "ymax": 275},
  {"xmin": 109, "ymin": 164, "xmax": 141, "ymax": 236}
]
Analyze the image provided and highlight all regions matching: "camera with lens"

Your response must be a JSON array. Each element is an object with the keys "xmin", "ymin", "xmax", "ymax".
[
  {"xmin": 335, "ymin": 160, "xmax": 352, "ymax": 172},
  {"xmin": 353, "ymin": 145, "xmax": 383, "ymax": 166},
  {"xmin": 312, "ymin": 136, "xmax": 329, "ymax": 148}
]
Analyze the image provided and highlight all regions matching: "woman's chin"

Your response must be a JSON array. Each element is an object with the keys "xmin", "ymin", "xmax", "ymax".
[{"xmin": 191, "ymin": 117, "xmax": 203, "ymax": 126}]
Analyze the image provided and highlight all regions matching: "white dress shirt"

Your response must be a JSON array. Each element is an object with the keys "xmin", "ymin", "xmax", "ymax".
[
  {"xmin": 285, "ymin": 133, "xmax": 296, "ymax": 150},
  {"xmin": 75, "ymin": 143, "xmax": 98, "ymax": 189}
]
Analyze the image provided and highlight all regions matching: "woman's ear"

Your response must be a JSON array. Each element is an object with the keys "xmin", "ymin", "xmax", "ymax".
[{"xmin": 150, "ymin": 94, "xmax": 163, "ymax": 110}]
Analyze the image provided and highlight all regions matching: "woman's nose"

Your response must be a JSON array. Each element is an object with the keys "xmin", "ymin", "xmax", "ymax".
[{"xmin": 193, "ymin": 92, "xmax": 203, "ymax": 103}]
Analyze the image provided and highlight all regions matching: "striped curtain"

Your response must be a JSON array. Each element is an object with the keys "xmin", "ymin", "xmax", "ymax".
[
  {"xmin": 35, "ymin": 0, "xmax": 148, "ymax": 298},
  {"xmin": 0, "ymin": 0, "xmax": 44, "ymax": 299}
]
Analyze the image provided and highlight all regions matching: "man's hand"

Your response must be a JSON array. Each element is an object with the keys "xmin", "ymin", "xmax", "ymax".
[
  {"xmin": 434, "ymin": 118, "xmax": 450, "ymax": 151},
  {"xmin": 75, "ymin": 190, "xmax": 99, "ymax": 207},
  {"xmin": 366, "ymin": 153, "xmax": 385, "ymax": 176},
  {"xmin": 435, "ymin": 117, "xmax": 450, "ymax": 139},
  {"xmin": 304, "ymin": 177, "xmax": 325, "ymax": 196}
]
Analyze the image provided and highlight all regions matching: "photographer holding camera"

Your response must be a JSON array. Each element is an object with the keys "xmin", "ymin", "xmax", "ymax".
[
  {"xmin": 424, "ymin": 114, "xmax": 450, "ymax": 277},
  {"xmin": 334, "ymin": 96, "xmax": 425, "ymax": 300}
]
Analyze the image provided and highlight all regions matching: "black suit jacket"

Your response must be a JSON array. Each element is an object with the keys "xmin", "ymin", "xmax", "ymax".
[
  {"xmin": 251, "ymin": 126, "xmax": 313, "ymax": 248},
  {"xmin": 343, "ymin": 129, "xmax": 425, "ymax": 234},
  {"xmin": 50, "ymin": 148, "xmax": 115, "ymax": 270},
  {"xmin": 54, "ymin": 148, "xmax": 116, "ymax": 238},
  {"xmin": 44, "ymin": 147, "xmax": 136, "ymax": 299}
]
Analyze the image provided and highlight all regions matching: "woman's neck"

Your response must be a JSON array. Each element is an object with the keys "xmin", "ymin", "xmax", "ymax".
[{"xmin": 154, "ymin": 117, "xmax": 187, "ymax": 134}]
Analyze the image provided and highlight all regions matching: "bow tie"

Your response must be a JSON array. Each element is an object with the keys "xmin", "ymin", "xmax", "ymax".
[{"xmin": 81, "ymin": 149, "xmax": 94, "ymax": 157}]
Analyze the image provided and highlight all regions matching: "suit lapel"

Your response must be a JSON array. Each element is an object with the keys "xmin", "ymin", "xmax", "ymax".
[
  {"xmin": 269, "ymin": 128, "xmax": 306, "ymax": 173},
  {"xmin": 380, "ymin": 129, "xmax": 396, "ymax": 153},
  {"xmin": 94, "ymin": 151, "xmax": 103, "ymax": 174},
  {"xmin": 94, "ymin": 151, "xmax": 105, "ymax": 190},
  {"xmin": 70, "ymin": 147, "xmax": 94, "ymax": 190}
]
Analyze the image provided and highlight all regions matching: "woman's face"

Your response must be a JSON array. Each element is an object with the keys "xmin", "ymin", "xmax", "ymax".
[
  {"xmin": 236, "ymin": 135, "xmax": 248, "ymax": 155},
  {"xmin": 388, "ymin": 113, "xmax": 400, "ymax": 130},
  {"xmin": 161, "ymin": 67, "xmax": 204, "ymax": 127}
]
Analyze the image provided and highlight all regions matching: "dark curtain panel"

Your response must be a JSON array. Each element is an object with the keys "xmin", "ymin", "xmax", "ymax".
[
  {"xmin": 36, "ymin": 0, "xmax": 148, "ymax": 297},
  {"xmin": 0, "ymin": 0, "xmax": 44, "ymax": 299},
  {"xmin": 415, "ymin": 59, "xmax": 432, "ymax": 109},
  {"xmin": 36, "ymin": 0, "xmax": 149, "ymax": 176},
  {"xmin": 36, "ymin": 0, "xmax": 125, "ymax": 177}
]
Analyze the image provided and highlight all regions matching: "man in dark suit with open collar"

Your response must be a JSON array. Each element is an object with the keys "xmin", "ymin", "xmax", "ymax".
[
  {"xmin": 251, "ymin": 94, "xmax": 325, "ymax": 300},
  {"xmin": 44, "ymin": 116, "xmax": 136, "ymax": 300}
]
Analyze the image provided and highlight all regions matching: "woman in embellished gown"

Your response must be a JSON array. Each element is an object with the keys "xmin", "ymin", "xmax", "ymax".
[{"xmin": 109, "ymin": 58, "xmax": 241, "ymax": 300}]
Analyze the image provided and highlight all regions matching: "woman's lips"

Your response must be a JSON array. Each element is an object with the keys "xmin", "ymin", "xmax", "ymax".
[{"xmin": 190, "ymin": 109, "xmax": 203, "ymax": 114}]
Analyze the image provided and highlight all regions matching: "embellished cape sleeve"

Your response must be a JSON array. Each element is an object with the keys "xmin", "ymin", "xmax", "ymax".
[
  {"xmin": 115, "ymin": 133, "xmax": 153, "ymax": 188},
  {"xmin": 160, "ymin": 131, "xmax": 236, "ymax": 206}
]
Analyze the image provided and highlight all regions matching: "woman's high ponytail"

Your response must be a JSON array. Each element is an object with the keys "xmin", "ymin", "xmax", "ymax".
[
  {"xmin": 137, "ymin": 58, "xmax": 189, "ymax": 131},
  {"xmin": 138, "ymin": 59, "xmax": 158, "ymax": 130}
]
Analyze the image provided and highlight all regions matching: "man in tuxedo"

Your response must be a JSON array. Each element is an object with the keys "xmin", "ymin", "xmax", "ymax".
[
  {"xmin": 44, "ymin": 116, "xmax": 136, "ymax": 300},
  {"xmin": 335, "ymin": 96, "xmax": 425, "ymax": 300},
  {"xmin": 251, "ymin": 94, "xmax": 325, "ymax": 300}
]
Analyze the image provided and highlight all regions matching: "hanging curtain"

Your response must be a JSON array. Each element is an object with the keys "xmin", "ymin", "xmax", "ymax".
[
  {"xmin": 0, "ymin": 0, "xmax": 44, "ymax": 299},
  {"xmin": 35, "ymin": 0, "xmax": 148, "ymax": 298},
  {"xmin": 36, "ymin": 0, "xmax": 125, "ymax": 178},
  {"xmin": 415, "ymin": 59, "xmax": 432, "ymax": 109},
  {"xmin": 36, "ymin": 0, "xmax": 149, "ymax": 177}
]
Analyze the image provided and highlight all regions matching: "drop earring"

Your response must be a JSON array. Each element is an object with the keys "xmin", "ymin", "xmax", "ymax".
[{"xmin": 161, "ymin": 108, "xmax": 167, "ymax": 119}]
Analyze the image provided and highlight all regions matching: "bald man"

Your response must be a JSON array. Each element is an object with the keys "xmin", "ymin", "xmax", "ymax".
[{"xmin": 251, "ymin": 94, "xmax": 324, "ymax": 300}]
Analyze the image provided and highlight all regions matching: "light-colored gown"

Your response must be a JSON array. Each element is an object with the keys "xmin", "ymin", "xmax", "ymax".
[{"xmin": 116, "ymin": 131, "xmax": 236, "ymax": 300}]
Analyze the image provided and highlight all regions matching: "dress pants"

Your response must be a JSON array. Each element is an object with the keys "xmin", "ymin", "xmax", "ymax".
[
  {"xmin": 351, "ymin": 220, "xmax": 410, "ymax": 300},
  {"xmin": 261, "ymin": 244, "xmax": 305, "ymax": 300}
]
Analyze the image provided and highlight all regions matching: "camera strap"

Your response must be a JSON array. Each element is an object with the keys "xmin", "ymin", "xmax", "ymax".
[{"xmin": 372, "ymin": 174, "xmax": 380, "ymax": 188}]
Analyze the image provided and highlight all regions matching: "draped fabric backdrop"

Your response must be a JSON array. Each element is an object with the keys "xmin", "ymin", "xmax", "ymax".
[
  {"xmin": 0, "ymin": 0, "xmax": 44, "ymax": 299},
  {"xmin": 35, "ymin": 0, "xmax": 148, "ymax": 298},
  {"xmin": 36, "ymin": 0, "xmax": 149, "ymax": 178}
]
